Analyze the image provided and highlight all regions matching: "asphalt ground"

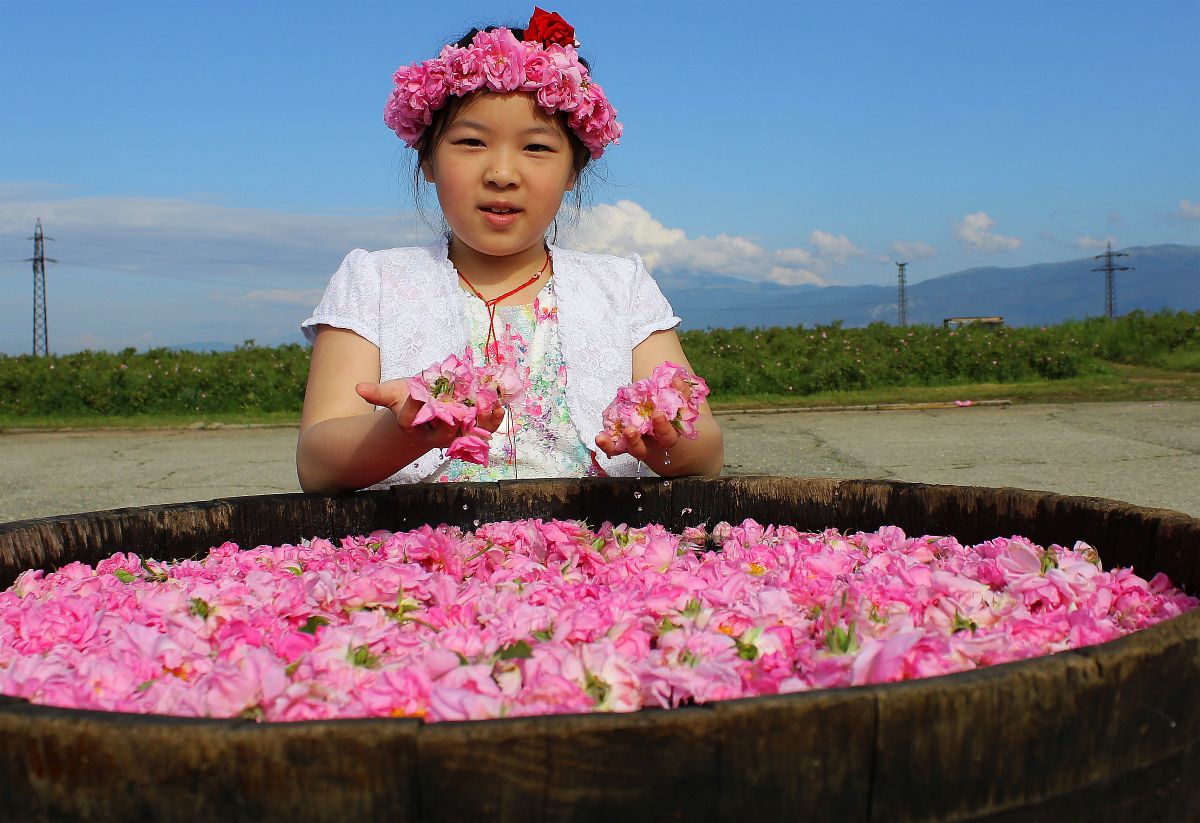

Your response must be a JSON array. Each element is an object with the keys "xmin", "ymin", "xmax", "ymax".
[{"xmin": 2, "ymin": 401, "xmax": 1198, "ymax": 522}]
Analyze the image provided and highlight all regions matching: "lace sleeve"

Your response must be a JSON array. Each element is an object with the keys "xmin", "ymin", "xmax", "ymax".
[
  {"xmin": 627, "ymin": 253, "xmax": 681, "ymax": 345},
  {"xmin": 300, "ymin": 248, "xmax": 381, "ymax": 346}
]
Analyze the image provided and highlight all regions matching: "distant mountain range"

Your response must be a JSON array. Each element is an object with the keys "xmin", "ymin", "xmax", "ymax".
[
  {"xmin": 660, "ymin": 244, "xmax": 1200, "ymax": 330},
  {"xmin": 203, "ymin": 243, "xmax": 1199, "ymax": 351}
]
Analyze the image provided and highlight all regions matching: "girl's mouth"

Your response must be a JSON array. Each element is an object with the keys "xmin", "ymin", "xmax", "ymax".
[{"xmin": 480, "ymin": 206, "xmax": 521, "ymax": 226}]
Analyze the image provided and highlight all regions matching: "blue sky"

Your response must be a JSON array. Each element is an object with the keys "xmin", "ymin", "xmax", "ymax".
[{"xmin": 1, "ymin": 0, "xmax": 1197, "ymax": 353}]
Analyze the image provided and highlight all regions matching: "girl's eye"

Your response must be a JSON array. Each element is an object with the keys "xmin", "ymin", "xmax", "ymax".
[
  {"xmin": 454, "ymin": 138, "xmax": 484, "ymax": 147},
  {"xmin": 526, "ymin": 144, "xmax": 553, "ymax": 153}
]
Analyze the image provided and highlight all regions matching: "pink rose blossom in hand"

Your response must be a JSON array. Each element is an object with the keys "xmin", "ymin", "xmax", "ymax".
[
  {"xmin": 405, "ymin": 348, "xmax": 532, "ymax": 466},
  {"xmin": 478, "ymin": 358, "xmax": 529, "ymax": 413},
  {"xmin": 601, "ymin": 362, "xmax": 711, "ymax": 452},
  {"xmin": 446, "ymin": 430, "xmax": 491, "ymax": 464},
  {"xmin": 408, "ymin": 353, "xmax": 475, "ymax": 427}
]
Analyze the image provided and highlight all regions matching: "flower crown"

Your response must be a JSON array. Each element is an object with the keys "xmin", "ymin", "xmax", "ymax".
[{"xmin": 383, "ymin": 7, "xmax": 622, "ymax": 158}]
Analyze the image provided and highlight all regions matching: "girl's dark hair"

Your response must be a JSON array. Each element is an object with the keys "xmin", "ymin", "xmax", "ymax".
[{"xmin": 410, "ymin": 25, "xmax": 598, "ymax": 238}]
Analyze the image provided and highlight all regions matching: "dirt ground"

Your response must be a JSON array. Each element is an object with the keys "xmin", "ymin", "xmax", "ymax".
[{"xmin": 3, "ymin": 401, "xmax": 1198, "ymax": 521}]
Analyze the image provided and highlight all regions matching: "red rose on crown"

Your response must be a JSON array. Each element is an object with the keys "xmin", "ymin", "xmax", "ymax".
[{"xmin": 523, "ymin": 7, "xmax": 576, "ymax": 47}]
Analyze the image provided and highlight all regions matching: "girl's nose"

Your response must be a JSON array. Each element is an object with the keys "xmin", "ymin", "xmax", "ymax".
[{"xmin": 485, "ymin": 165, "xmax": 518, "ymax": 188}]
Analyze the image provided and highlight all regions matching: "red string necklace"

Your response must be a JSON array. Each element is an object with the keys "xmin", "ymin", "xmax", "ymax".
[{"xmin": 456, "ymin": 249, "xmax": 550, "ymax": 363}]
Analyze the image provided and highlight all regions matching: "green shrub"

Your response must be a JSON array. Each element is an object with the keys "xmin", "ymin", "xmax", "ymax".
[{"xmin": 1, "ymin": 311, "xmax": 1196, "ymax": 417}]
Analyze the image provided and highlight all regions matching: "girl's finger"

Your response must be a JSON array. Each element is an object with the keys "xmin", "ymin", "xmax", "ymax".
[
  {"xmin": 623, "ymin": 427, "xmax": 648, "ymax": 460},
  {"xmin": 594, "ymin": 433, "xmax": 618, "ymax": 457},
  {"xmin": 649, "ymin": 413, "xmax": 679, "ymax": 447},
  {"xmin": 355, "ymin": 381, "xmax": 384, "ymax": 405},
  {"xmin": 672, "ymin": 377, "xmax": 692, "ymax": 402},
  {"xmin": 394, "ymin": 395, "xmax": 426, "ymax": 428},
  {"xmin": 479, "ymin": 406, "xmax": 506, "ymax": 434}
]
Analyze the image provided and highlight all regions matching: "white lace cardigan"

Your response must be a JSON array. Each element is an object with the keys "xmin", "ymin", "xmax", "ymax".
[{"xmin": 301, "ymin": 242, "xmax": 681, "ymax": 483}]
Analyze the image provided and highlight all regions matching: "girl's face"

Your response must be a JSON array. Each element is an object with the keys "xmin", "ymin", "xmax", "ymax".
[{"xmin": 423, "ymin": 92, "xmax": 577, "ymax": 267}]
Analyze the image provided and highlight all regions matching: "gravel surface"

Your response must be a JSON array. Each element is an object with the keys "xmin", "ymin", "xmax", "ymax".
[{"xmin": 2, "ymin": 401, "xmax": 1198, "ymax": 521}]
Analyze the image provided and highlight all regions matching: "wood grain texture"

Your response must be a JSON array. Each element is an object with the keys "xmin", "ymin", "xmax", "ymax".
[
  {"xmin": 417, "ymin": 706, "xmax": 722, "ymax": 823},
  {"xmin": 0, "ymin": 703, "xmax": 422, "ymax": 823}
]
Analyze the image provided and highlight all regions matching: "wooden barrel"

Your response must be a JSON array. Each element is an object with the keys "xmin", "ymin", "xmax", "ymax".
[{"xmin": 0, "ymin": 476, "xmax": 1196, "ymax": 823}]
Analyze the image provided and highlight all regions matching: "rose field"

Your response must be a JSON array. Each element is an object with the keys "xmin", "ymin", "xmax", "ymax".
[{"xmin": 1, "ymin": 310, "xmax": 1197, "ymax": 418}]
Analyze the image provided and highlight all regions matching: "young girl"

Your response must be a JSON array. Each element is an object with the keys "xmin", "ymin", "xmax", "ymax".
[{"xmin": 297, "ymin": 8, "xmax": 723, "ymax": 492}]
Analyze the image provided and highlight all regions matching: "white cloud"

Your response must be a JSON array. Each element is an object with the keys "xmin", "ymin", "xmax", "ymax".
[
  {"xmin": 954, "ymin": 212, "xmax": 1021, "ymax": 254},
  {"xmin": 773, "ymin": 247, "xmax": 817, "ymax": 267},
  {"xmin": 1076, "ymin": 234, "xmax": 1116, "ymax": 250},
  {"xmin": 891, "ymin": 240, "xmax": 936, "ymax": 261},
  {"xmin": 563, "ymin": 200, "xmax": 857, "ymax": 286},
  {"xmin": 808, "ymin": 230, "xmax": 866, "ymax": 264},
  {"xmin": 1179, "ymin": 199, "xmax": 1200, "ymax": 220}
]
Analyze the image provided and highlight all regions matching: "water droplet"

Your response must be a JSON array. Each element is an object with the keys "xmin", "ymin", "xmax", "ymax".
[
  {"xmin": 663, "ymin": 450, "xmax": 671, "ymax": 466},
  {"xmin": 633, "ymin": 491, "xmax": 642, "ymax": 499},
  {"xmin": 473, "ymin": 519, "xmax": 480, "ymax": 527},
  {"xmin": 682, "ymin": 507, "xmax": 693, "ymax": 515},
  {"xmin": 637, "ymin": 506, "xmax": 643, "ymax": 512},
  {"xmin": 462, "ymin": 504, "xmax": 469, "ymax": 510}
]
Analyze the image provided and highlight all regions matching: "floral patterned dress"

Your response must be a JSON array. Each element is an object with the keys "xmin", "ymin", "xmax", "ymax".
[{"xmin": 430, "ymin": 281, "xmax": 604, "ymax": 482}]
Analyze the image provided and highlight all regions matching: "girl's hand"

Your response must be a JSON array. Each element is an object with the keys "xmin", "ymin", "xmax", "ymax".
[
  {"xmin": 595, "ymin": 377, "xmax": 690, "ymax": 459},
  {"xmin": 355, "ymin": 380, "xmax": 506, "ymax": 449},
  {"xmin": 595, "ymin": 410, "xmax": 680, "ymax": 460}
]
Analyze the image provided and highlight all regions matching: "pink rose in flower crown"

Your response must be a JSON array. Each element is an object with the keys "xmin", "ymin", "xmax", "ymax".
[
  {"xmin": 569, "ymin": 83, "xmax": 622, "ymax": 156},
  {"xmin": 441, "ymin": 44, "xmax": 489, "ymax": 97},
  {"xmin": 383, "ymin": 11, "xmax": 621, "ymax": 157},
  {"xmin": 519, "ymin": 49, "xmax": 556, "ymax": 88},
  {"xmin": 532, "ymin": 45, "xmax": 585, "ymax": 111},
  {"xmin": 473, "ymin": 29, "xmax": 529, "ymax": 91},
  {"xmin": 535, "ymin": 72, "xmax": 580, "ymax": 114}
]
